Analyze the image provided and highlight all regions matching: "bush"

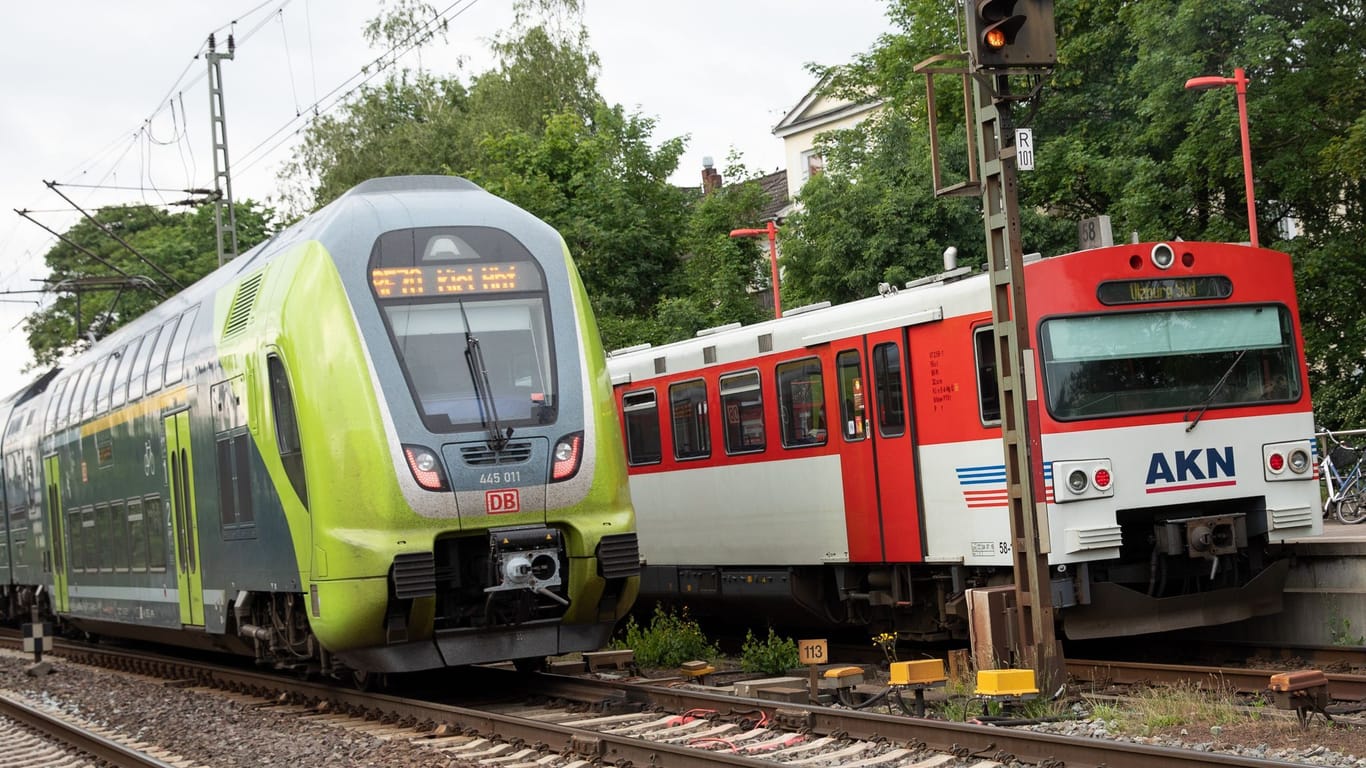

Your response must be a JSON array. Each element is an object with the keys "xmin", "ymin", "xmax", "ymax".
[
  {"xmin": 615, "ymin": 605, "xmax": 717, "ymax": 668},
  {"xmin": 739, "ymin": 628, "xmax": 801, "ymax": 675}
]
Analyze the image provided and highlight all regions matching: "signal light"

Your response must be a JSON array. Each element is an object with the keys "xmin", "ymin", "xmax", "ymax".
[{"xmin": 966, "ymin": 0, "xmax": 1057, "ymax": 71}]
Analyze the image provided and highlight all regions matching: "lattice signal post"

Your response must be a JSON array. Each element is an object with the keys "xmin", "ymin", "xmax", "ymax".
[{"xmin": 916, "ymin": 0, "xmax": 1062, "ymax": 690}]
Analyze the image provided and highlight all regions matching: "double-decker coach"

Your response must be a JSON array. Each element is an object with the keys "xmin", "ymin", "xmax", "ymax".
[
  {"xmin": 608, "ymin": 241, "xmax": 1318, "ymax": 640},
  {"xmin": 0, "ymin": 176, "xmax": 640, "ymax": 680}
]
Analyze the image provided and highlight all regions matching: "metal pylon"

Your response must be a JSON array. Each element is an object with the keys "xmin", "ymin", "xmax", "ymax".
[
  {"xmin": 208, "ymin": 33, "xmax": 238, "ymax": 266},
  {"xmin": 972, "ymin": 72, "xmax": 1063, "ymax": 691}
]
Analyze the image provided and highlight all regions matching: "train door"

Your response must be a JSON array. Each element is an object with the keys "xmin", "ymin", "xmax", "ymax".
[
  {"xmin": 865, "ymin": 329, "xmax": 923, "ymax": 561},
  {"xmin": 42, "ymin": 454, "xmax": 69, "ymax": 612},
  {"xmin": 164, "ymin": 411, "xmax": 204, "ymax": 626},
  {"xmin": 833, "ymin": 348, "xmax": 881, "ymax": 561}
]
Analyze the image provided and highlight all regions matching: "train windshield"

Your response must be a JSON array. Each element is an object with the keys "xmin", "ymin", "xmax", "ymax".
[
  {"xmin": 370, "ymin": 227, "xmax": 557, "ymax": 433},
  {"xmin": 1039, "ymin": 304, "xmax": 1300, "ymax": 420}
]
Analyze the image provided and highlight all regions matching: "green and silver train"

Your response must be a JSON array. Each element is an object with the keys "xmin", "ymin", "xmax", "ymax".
[{"xmin": 0, "ymin": 176, "xmax": 640, "ymax": 676}]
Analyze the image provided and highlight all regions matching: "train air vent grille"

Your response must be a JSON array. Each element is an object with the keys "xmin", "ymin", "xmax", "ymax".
[
  {"xmin": 596, "ymin": 533, "xmax": 641, "ymax": 579},
  {"xmin": 758, "ymin": 333, "xmax": 773, "ymax": 353},
  {"xmin": 222, "ymin": 273, "xmax": 264, "ymax": 341},
  {"xmin": 703, "ymin": 346, "xmax": 717, "ymax": 364},
  {"xmin": 654, "ymin": 357, "xmax": 667, "ymax": 374},
  {"xmin": 461, "ymin": 441, "xmax": 533, "ymax": 466},
  {"xmin": 391, "ymin": 552, "xmax": 436, "ymax": 599}
]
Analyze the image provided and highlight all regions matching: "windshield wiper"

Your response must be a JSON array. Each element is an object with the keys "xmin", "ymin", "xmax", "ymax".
[
  {"xmin": 458, "ymin": 300, "xmax": 512, "ymax": 452},
  {"xmin": 1183, "ymin": 349, "xmax": 1247, "ymax": 432}
]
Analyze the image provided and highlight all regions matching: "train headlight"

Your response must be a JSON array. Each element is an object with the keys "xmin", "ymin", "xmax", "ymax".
[
  {"xmin": 551, "ymin": 432, "xmax": 584, "ymax": 482},
  {"xmin": 1263, "ymin": 439, "xmax": 1315, "ymax": 482},
  {"xmin": 1054, "ymin": 458, "xmax": 1114, "ymax": 502},
  {"xmin": 1151, "ymin": 243, "xmax": 1175, "ymax": 270},
  {"xmin": 403, "ymin": 444, "xmax": 449, "ymax": 491},
  {"xmin": 1287, "ymin": 448, "xmax": 1311, "ymax": 474}
]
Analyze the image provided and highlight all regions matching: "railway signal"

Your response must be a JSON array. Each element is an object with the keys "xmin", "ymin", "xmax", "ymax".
[{"xmin": 965, "ymin": 0, "xmax": 1057, "ymax": 71}]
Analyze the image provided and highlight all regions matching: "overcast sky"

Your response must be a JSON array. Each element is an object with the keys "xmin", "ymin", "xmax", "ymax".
[{"xmin": 0, "ymin": 0, "xmax": 889, "ymax": 398}]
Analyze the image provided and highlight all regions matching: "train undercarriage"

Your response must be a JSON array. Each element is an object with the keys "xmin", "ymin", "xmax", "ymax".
[{"xmin": 640, "ymin": 507, "xmax": 1296, "ymax": 642}]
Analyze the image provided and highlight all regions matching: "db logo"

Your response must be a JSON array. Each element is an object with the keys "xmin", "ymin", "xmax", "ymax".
[{"xmin": 486, "ymin": 488, "xmax": 520, "ymax": 514}]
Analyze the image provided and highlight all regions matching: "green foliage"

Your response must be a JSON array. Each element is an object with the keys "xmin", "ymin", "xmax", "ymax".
[
  {"xmin": 739, "ymin": 628, "xmax": 801, "ymax": 675},
  {"xmin": 1325, "ymin": 595, "xmax": 1366, "ymax": 646},
  {"xmin": 614, "ymin": 604, "xmax": 717, "ymax": 669},
  {"xmin": 24, "ymin": 200, "xmax": 275, "ymax": 368}
]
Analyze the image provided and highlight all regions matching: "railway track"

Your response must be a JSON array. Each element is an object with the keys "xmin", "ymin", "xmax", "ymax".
[
  {"xmin": 0, "ymin": 636, "xmax": 1334, "ymax": 768},
  {"xmin": 1066, "ymin": 658, "xmax": 1366, "ymax": 702},
  {"xmin": 0, "ymin": 690, "xmax": 196, "ymax": 768}
]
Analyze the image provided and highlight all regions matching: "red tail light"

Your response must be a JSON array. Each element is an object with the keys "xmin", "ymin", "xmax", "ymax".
[{"xmin": 552, "ymin": 433, "xmax": 583, "ymax": 482}]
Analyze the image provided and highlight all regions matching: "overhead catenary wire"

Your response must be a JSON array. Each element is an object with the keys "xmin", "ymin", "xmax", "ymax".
[
  {"xmin": 234, "ymin": 0, "xmax": 484, "ymax": 176},
  {"xmin": 44, "ymin": 182, "xmax": 184, "ymax": 291}
]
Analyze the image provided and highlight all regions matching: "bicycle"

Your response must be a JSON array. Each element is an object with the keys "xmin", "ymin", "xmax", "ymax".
[{"xmin": 1317, "ymin": 430, "xmax": 1366, "ymax": 524}]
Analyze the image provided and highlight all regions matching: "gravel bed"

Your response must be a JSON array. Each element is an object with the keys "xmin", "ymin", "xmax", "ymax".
[
  {"xmin": 6, "ymin": 649, "xmax": 1364, "ymax": 767},
  {"xmin": 0, "ymin": 650, "xmax": 472, "ymax": 767},
  {"xmin": 1022, "ymin": 703, "xmax": 1366, "ymax": 767}
]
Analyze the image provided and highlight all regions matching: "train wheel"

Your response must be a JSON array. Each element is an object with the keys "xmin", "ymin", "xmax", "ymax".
[{"xmin": 350, "ymin": 669, "xmax": 385, "ymax": 691}]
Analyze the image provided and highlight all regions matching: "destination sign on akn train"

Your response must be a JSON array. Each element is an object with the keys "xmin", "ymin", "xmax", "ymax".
[
  {"xmin": 371, "ymin": 262, "xmax": 534, "ymax": 297},
  {"xmin": 1097, "ymin": 275, "xmax": 1233, "ymax": 305}
]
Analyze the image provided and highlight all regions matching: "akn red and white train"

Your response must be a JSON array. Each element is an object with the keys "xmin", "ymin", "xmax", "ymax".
[{"xmin": 607, "ymin": 241, "xmax": 1320, "ymax": 640}]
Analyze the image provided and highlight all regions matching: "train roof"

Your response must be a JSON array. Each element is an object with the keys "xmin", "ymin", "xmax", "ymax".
[
  {"xmin": 46, "ymin": 175, "xmax": 551, "ymax": 379},
  {"xmin": 606, "ymin": 265, "xmax": 991, "ymax": 385}
]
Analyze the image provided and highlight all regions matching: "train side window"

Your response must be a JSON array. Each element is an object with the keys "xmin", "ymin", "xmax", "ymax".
[
  {"xmin": 146, "ymin": 316, "xmax": 181, "ymax": 395},
  {"xmin": 873, "ymin": 343, "xmax": 906, "ymax": 437},
  {"xmin": 127, "ymin": 498, "xmax": 147, "ymax": 571},
  {"xmin": 62, "ymin": 368, "xmax": 87, "ymax": 427},
  {"xmin": 44, "ymin": 378, "xmax": 67, "ymax": 433},
  {"xmin": 669, "ymin": 379, "xmax": 710, "ymax": 460},
  {"xmin": 94, "ymin": 503, "xmax": 113, "ymax": 572},
  {"xmin": 110, "ymin": 500, "xmax": 130, "ymax": 572},
  {"xmin": 144, "ymin": 495, "xmax": 168, "ymax": 571},
  {"xmin": 622, "ymin": 390, "xmax": 662, "ymax": 465},
  {"xmin": 836, "ymin": 350, "xmax": 867, "ymax": 441},
  {"xmin": 164, "ymin": 306, "xmax": 199, "ymax": 386},
  {"xmin": 720, "ymin": 370, "xmax": 765, "ymax": 455},
  {"xmin": 974, "ymin": 326, "xmax": 1001, "ymax": 424},
  {"xmin": 83, "ymin": 356, "xmax": 111, "ymax": 421},
  {"xmin": 128, "ymin": 327, "xmax": 160, "ymax": 402},
  {"xmin": 217, "ymin": 431, "xmax": 256, "ymax": 534},
  {"xmin": 110, "ymin": 340, "xmax": 136, "ymax": 409},
  {"xmin": 66, "ymin": 507, "xmax": 83, "ymax": 572},
  {"xmin": 80, "ymin": 506, "xmax": 97, "ymax": 573},
  {"xmin": 98, "ymin": 345, "xmax": 127, "ymax": 415},
  {"xmin": 776, "ymin": 358, "xmax": 827, "ymax": 448},
  {"xmin": 268, "ymin": 355, "xmax": 309, "ymax": 508}
]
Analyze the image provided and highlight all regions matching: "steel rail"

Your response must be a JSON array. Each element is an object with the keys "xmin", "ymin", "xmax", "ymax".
[
  {"xmin": 1067, "ymin": 658, "xmax": 1366, "ymax": 701},
  {"xmin": 0, "ymin": 692, "xmax": 182, "ymax": 768},
  {"xmin": 560, "ymin": 673, "xmax": 1315, "ymax": 768},
  {"xmin": 12, "ymin": 638, "xmax": 1332, "ymax": 768}
]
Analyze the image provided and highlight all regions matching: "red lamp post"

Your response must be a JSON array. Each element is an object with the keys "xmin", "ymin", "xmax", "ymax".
[
  {"xmin": 1184, "ymin": 67, "xmax": 1259, "ymax": 248},
  {"xmin": 729, "ymin": 220, "xmax": 782, "ymax": 319}
]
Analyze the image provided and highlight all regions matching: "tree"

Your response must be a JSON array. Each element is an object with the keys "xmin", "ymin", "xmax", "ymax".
[
  {"xmin": 473, "ymin": 105, "xmax": 689, "ymax": 346},
  {"xmin": 24, "ymin": 201, "xmax": 274, "ymax": 367}
]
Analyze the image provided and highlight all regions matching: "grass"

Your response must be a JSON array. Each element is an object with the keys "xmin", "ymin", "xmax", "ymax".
[{"xmin": 1084, "ymin": 681, "xmax": 1250, "ymax": 735}]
